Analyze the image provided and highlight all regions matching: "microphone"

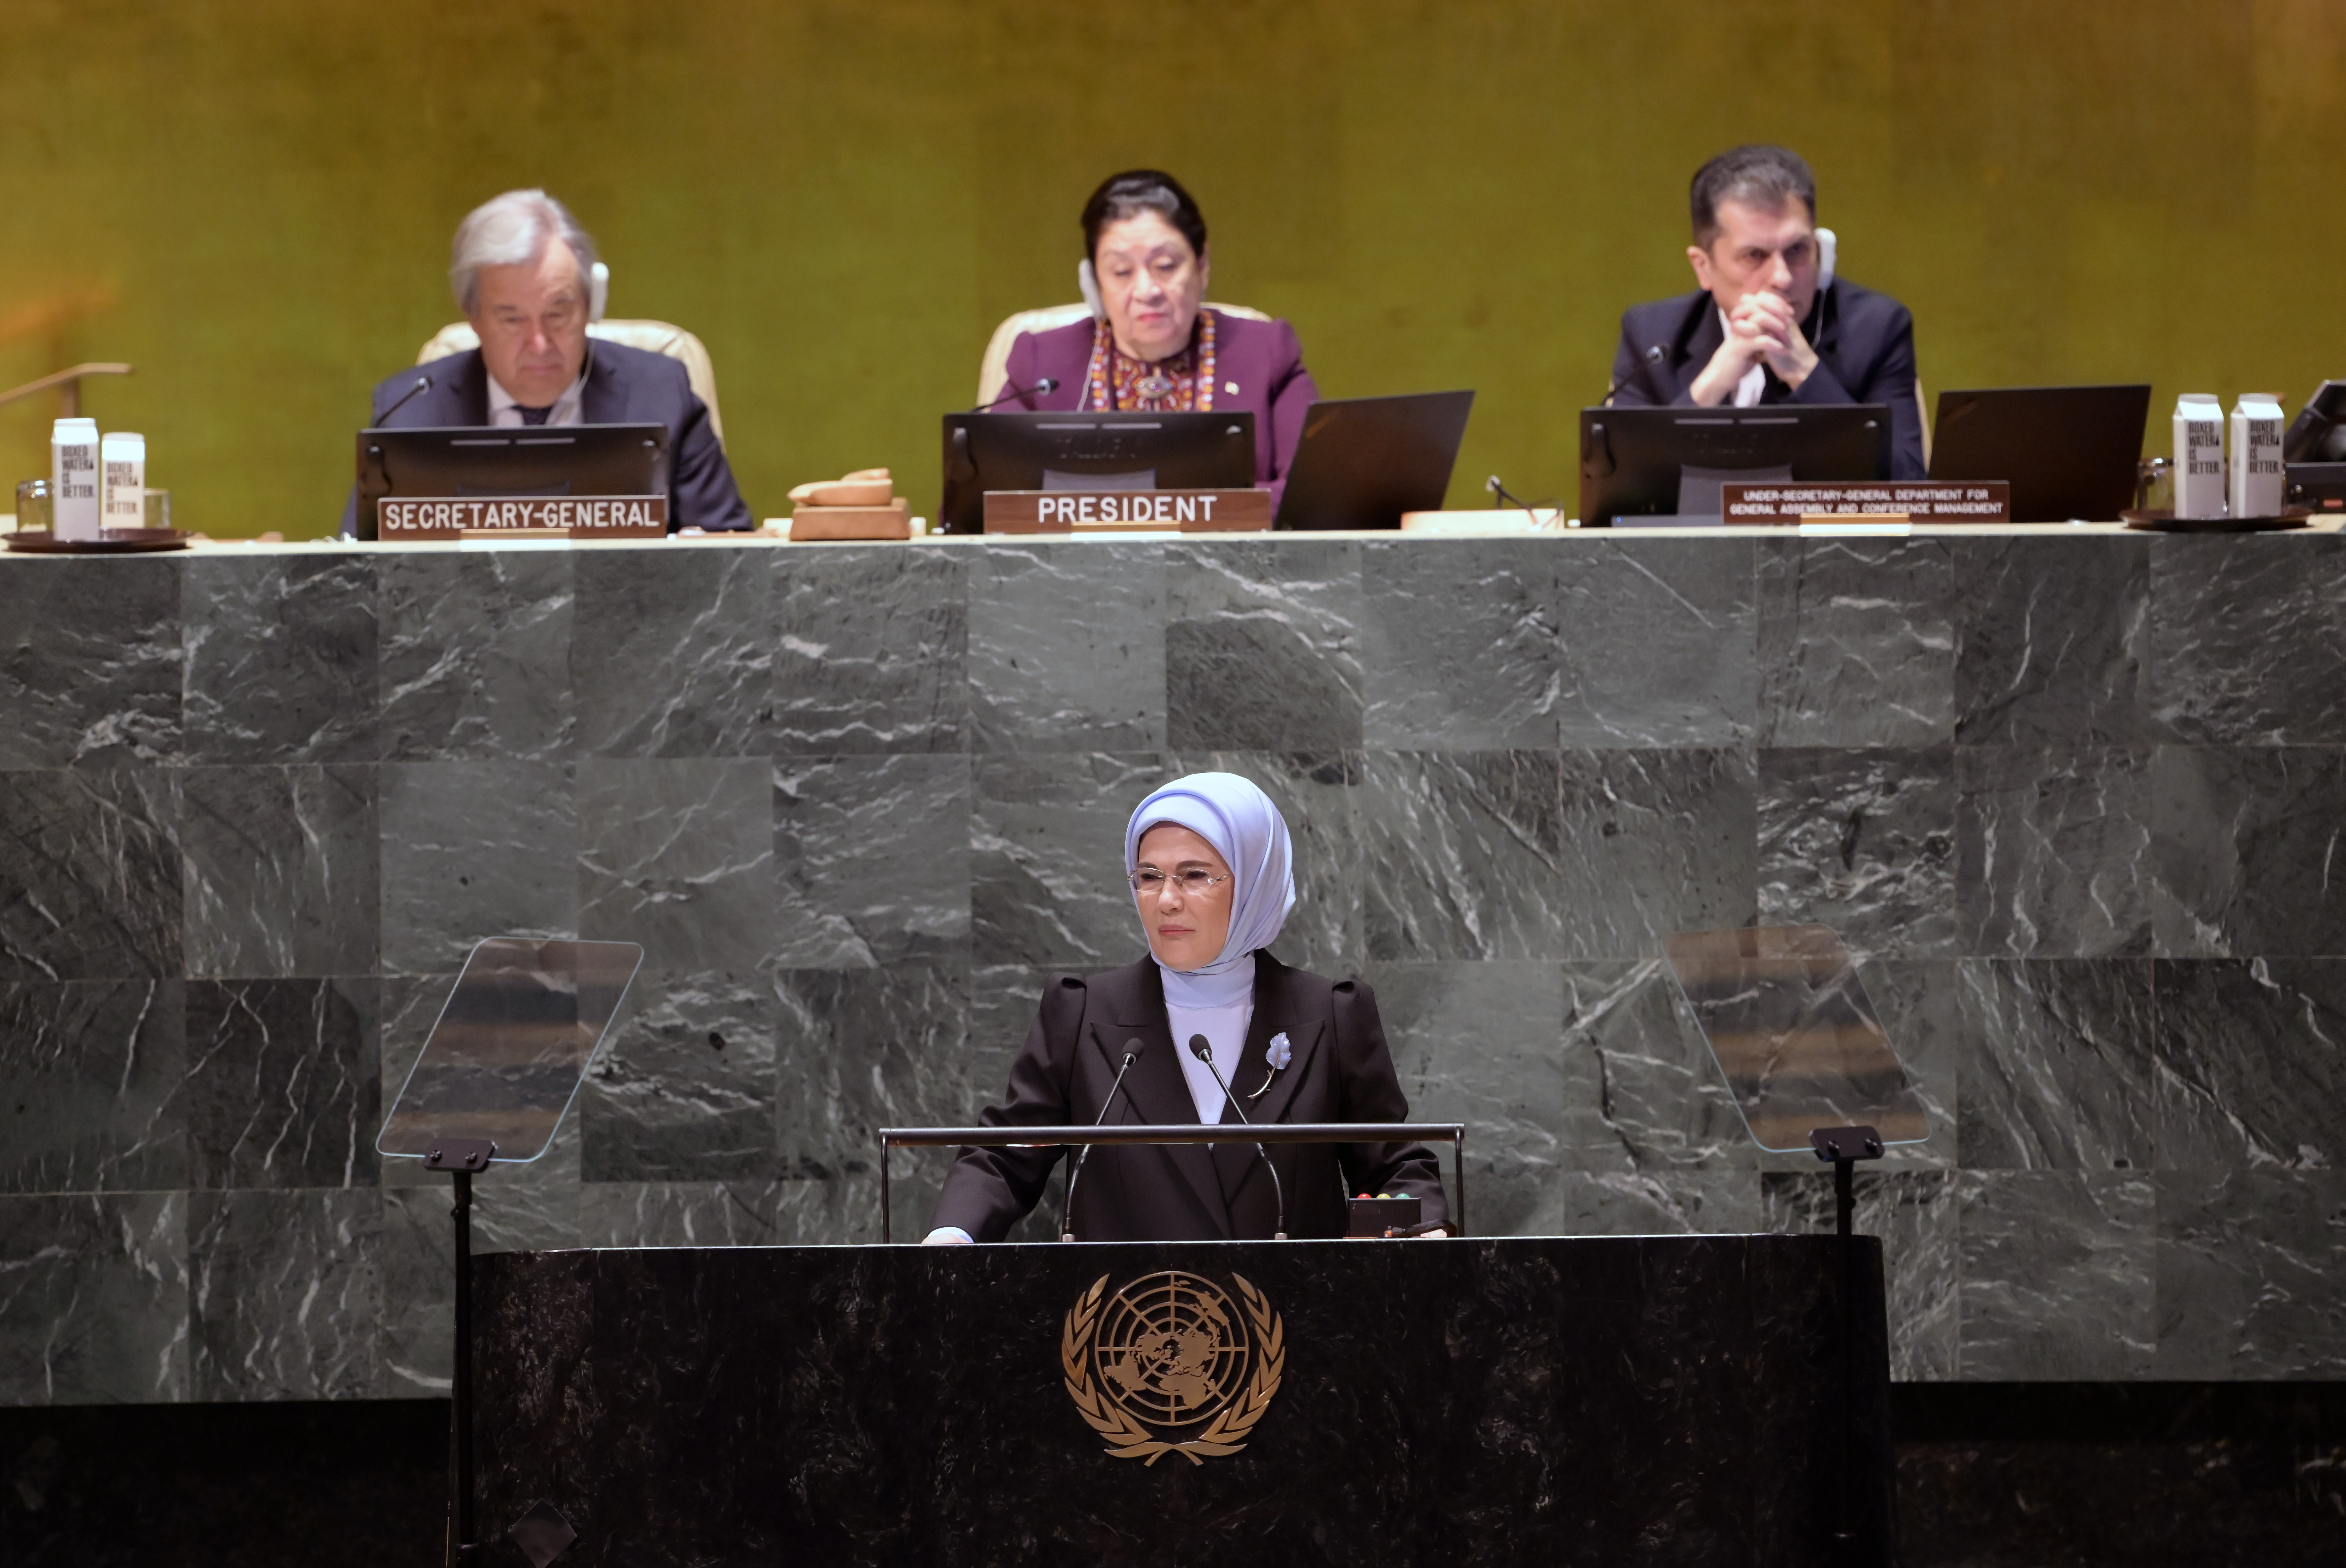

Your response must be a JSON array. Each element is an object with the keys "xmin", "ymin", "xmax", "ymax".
[
  {"xmin": 1188, "ymin": 1035, "xmax": 1286, "ymax": 1240},
  {"xmin": 973, "ymin": 376, "xmax": 1059, "ymax": 412},
  {"xmin": 1060, "ymin": 1037, "xmax": 1149, "ymax": 1242},
  {"xmin": 1600, "ymin": 345, "xmax": 1665, "ymax": 406},
  {"xmin": 376, "ymin": 374, "xmax": 433, "ymax": 424}
]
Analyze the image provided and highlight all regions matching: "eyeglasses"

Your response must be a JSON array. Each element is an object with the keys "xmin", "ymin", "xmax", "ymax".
[{"xmin": 1128, "ymin": 868, "xmax": 1230, "ymax": 896}]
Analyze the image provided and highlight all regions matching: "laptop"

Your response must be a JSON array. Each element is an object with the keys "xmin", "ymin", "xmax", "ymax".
[
  {"xmin": 1275, "ymin": 391, "xmax": 1475, "ymax": 530},
  {"xmin": 1927, "ymin": 385, "xmax": 2151, "ymax": 522}
]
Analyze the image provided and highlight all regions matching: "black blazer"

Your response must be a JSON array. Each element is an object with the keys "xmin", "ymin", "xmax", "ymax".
[
  {"xmin": 931, "ymin": 952, "xmax": 1448, "ymax": 1243},
  {"xmin": 338, "ymin": 339, "xmax": 752, "ymax": 536},
  {"xmin": 1607, "ymin": 279, "xmax": 1926, "ymax": 479}
]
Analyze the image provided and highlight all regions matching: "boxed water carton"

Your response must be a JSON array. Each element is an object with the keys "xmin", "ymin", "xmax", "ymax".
[
  {"xmin": 2173, "ymin": 394, "xmax": 2225, "ymax": 519},
  {"xmin": 2228, "ymin": 394, "xmax": 2284, "ymax": 520},
  {"xmin": 50, "ymin": 418, "xmax": 100, "ymax": 540}
]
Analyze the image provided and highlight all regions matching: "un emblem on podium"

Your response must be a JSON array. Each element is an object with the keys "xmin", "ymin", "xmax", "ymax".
[{"xmin": 1060, "ymin": 1270, "xmax": 1285, "ymax": 1465}]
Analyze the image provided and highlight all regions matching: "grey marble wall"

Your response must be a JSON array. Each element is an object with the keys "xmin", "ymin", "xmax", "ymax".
[{"xmin": 1, "ymin": 531, "xmax": 2341, "ymax": 1404}]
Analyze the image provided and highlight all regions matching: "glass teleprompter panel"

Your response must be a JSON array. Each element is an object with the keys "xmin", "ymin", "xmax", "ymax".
[
  {"xmin": 378, "ymin": 937, "xmax": 642, "ymax": 1163},
  {"xmin": 1662, "ymin": 925, "xmax": 1928, "ymax": 1155}
]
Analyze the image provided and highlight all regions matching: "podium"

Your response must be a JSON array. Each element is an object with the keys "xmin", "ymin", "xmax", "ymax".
[{"xmin": 472, "ymin": 1235, "xmax": 1893, "ymax": 1566}]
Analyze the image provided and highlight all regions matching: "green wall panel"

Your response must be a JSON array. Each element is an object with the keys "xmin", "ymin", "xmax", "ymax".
[{"xmin": 0, "ymin": 0, "xmax": 2336, "ymax": 536}]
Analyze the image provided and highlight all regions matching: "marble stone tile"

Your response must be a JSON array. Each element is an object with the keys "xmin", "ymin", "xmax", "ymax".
[
  {"xmin": 1359, "ymin": 751, "xmax": 1563, "ymax": 962},
  {"xmin": 773, "ymin": 1170, "xmax": 897, "ymax": 1247},
  {"xmin": 971, "ymin": 751, "xmax": 1165, "ymax": 968},
  {"xmin": 1758, "ymin": 535, "xmax": 1955, "ymax": 747},
  {"xmin": 1558, "ymin": 748, "xmax": 1755, "ymax": 962},
  {"xmin": 2150, "ymin": 746, "xmax": 2346, "ymax": 957},
  {"xmin": 374, "ymin": 1184, "xmax": 452, "ymax": 1396},
  {"xmin": 1764, "ymin": 1168, "xmax": 1960, "ymax": 1381},
  {"xmin": 1165, "ymin": 749, "xmax": 1362, "ymax": 975},
  {"xmin": 1948, "ymin": 960, "xmax": 2155, "ymax": 1172},
  {"xmin": 965, "ymin": 961, "xmax": 1059, "ymax": 1118},
  {"xmin": 0, "ymin": 766, "xmax": 180, "ymax": 983},
  {"xmin": 1758, "ymin": 748, "xmax": 1955, "ymax": 957},
  {"xmin": 2147, "ymin": 534, "xmax": 2346, "ymax": 745},
  {"xmin": 2154, "ymin": 959, "xmax": 2346, "ymax": 1172},
  {"xmin": 378, "ymin": 758, "xmax": 578, "ymax": 974},
  {"xmin": 1554, "ymin": 536, "xmax": 1757, "ymax": 747},
  {"xmin": 577, "ymin": 757, "xmax": 773, "ymax": 972},
  {"xmin": 1164, "ymin": 538, "xmax": 1361, "ymax": 751},
  {"xmin": 1361, "ymin": 960, "xmax": 1566, "ymax": 1237},
  {"xmin": 772, "ymin": 753, "xmax": 970, "ymax": 968},
  {"xmin": 1557, "ymin": 959, "xmax": 1750, "ymax": 1174},
  {"xmin": 182, "ymin": 554, "xmax": 379, "ymax": 764},
  {"xmin": 2153, "ymin": 1169, "xmax": 2346, "ymax": 1378},
  {"xmin": 966, "ymin": 542, "xmax": 1164, "ymax": 751},
  {"xmin": 187, "ymin": 1188, "xmax": 382, "ymax": 1401},
  {"xmin": 0, "ymin": 980, "xmax": 186, "ymax": 1194},
  {"xmin": 770, "ymin": 546, "xmax": 966, "ymax": 754},
  {"xmin": 772, "ymin": 961, "xmax": 970, "ymax": 1182},
  {"xmin": 378, "ymin": 550, "xmax": 574, "ymax": 761},
  {"xmin": 0, "ymin": 558, "xmax": 181, "ymax": 768},
  {"xmin": 1950, "ymin": 534, "xmax": 2154, "ymax": 745},
  {"xmin": 572, "ymin": 547, "xmax": 772, "ymax": 758},
  {"xmin": 184, "ymin": 978, "xmax": 378, "ymax": 1191},
  {"xmin": 1359, "ymin": 539, "xmax": 1558, "ymax": 750},
  {"xmin": 1535, "ymin": 1169, "xmax": 1764, "ymax": 1238},
  {"xmin": 579, "ymin": 968, "xmax": 777, "ymax": 1182},
  {"xmin": 466, "ymin": 1122, "xmax": 586, "ymax": 1255},
  {"xmin": 0, "ymin": 1192, "xmax": 187, "ymax": 1403},
  {"xmin": 1956, "ymin": 1170, "xmax": 2155, "ymax": 1380},
  {"xmin": 180, "ymin": 764, "xmax": 378, "ymax": 979},
  {"xmin": 576, "ymin": 1179, "xmax": 785, "ymax": 1249},
  {"xmin": 1957, "ymin": 746, "xmax": 2157, "ymax": 958}
]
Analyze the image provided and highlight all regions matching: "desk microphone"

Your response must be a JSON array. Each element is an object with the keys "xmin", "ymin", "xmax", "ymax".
[
  {"xmin": 376, "ymin": 374, "xmax": 433, "ymax": 424},
  {"xmin": 1188, "ymin": 1035, "xmax": 1286, "ymax": 1240},
  {"xmin": 1600, "ymin": 345, "xmax": 1665, "ymax": 406},
  {"xmin": 973, "ymin": 376, "xmax": 1058, "ymax": 411},
  {"xmin": 1060, "ymin": 1037, "xmax": 1148, "ymax": 1242}
]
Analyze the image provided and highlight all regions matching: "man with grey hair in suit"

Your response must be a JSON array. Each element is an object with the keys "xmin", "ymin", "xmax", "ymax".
[{"xmin": 340, "ymin": 187, "xmax": 750, "ymax": 535}]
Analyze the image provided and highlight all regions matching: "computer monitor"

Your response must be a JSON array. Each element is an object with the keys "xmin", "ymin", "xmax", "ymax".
[
  {"xmin": 353, "ymin": 424, "xmax": 671, "ymax": 540},
  {"xmin": 1275, "ymin": 391, "xmax": 1475, "ymax": 530},
  {"xmin": 938, "ymin": 411, "xmax": 1256, "ymax": 534},
  {"xmin": 1927, "ymin": 385, "xmax": 2151, "ymax": 522},
  {"xmin": 2283, "ymin": 379, "xmax": 2346, "ymax": 461},
  {"xmin": 1576, "ymin": 404, "xmax": 1892, "ymax": 525}
]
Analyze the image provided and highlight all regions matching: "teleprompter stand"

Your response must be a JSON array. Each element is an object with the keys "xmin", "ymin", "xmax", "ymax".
[
  {"xmin": 377, "ymin": 938, "xmax": 642, "ymax": 1568},
  {"xmin": 1665, "ymin": 926, "xmax": 1929, "ymax": 1568}
]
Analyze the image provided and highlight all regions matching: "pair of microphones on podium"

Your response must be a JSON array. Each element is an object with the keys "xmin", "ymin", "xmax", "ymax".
[{"xmin": 1057, "ymin": 1035, "xmax": 1286, "ymax": 1242}]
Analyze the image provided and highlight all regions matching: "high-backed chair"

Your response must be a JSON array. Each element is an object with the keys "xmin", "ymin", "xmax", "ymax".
[
  {"xmin": 416, "ymin": 320, "xmax": 728, "ymax": 443},
  {"xmin": 976, "ymin": 302, "xmax": 1270, "ymax": 408}
]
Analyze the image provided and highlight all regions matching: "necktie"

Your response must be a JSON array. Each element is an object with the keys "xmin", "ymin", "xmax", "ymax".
[{"xmin": 516, "ymin": 404, "xmax": 553, "ymax": 426}]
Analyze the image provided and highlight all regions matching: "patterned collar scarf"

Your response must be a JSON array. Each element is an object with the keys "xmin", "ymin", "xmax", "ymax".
[{"xmin": 1083, "ymin": 309, "xmax": 1218, "ymax": 412}]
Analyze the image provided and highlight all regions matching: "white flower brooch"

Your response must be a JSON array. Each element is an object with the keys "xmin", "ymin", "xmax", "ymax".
[{"xmin": 1247, "ymin": 1032, "xmax": 1293, "ymax": 1099}]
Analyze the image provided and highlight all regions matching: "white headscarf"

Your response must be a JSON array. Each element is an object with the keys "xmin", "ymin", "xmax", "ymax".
[{"xmin": 1123, "ymin": 772, "xmax": 1297, "ymax": 1008}]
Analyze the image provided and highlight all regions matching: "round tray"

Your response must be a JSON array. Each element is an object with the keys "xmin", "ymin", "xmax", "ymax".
[
  {"xmin": 2121, "ymin": 507, "xmax": 2313, "ymax": 533},
  {"xmin": 3, "ymin": 527, "xmax": 193, "ymax": 554}
]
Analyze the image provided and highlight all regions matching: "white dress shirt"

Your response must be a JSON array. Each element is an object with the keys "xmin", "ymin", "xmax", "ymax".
[{"xmin": 487, "ymin": 367, "xmax": 587, "ymax": 427}]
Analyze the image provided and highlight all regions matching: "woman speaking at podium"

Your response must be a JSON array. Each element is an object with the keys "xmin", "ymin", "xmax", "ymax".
[
  {"xmin": 926, "ymin": 773, "xmax": 1448, "ymax": 1243},
  {"xmin": 988, "ymin": 171, "xmax": 1319, "ymax": 500}
]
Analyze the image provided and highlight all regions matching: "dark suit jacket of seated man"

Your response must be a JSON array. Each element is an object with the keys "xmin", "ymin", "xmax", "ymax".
[
  {"xmin": 338, "ymin": 339, "xmax": 751, "ymax": 537},
  {"xmin": 1606, "ymin": 278, "xmax": 1925, "ymax": 480}
]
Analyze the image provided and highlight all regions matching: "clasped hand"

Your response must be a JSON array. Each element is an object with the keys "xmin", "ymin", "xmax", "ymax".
[{"xmin": 1690, "ymin": 289, "xmax": 1818, "ymax": 406}]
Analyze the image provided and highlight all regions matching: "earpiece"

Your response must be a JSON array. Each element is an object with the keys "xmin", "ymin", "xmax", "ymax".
[
  {"xmin": 1816, "ymin": 228, "xmax": 1836, "ymax": 294},
  {"xmin": 589, "ymin": 261, "xmax": 610, "ymax": 323},
  {"xmin": 1078, "ymin": 259, "xmax": 1104, "ymax": 322}
]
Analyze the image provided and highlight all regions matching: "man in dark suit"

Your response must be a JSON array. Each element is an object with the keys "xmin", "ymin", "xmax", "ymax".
[
  {"xmin": 1607, "ymin": 145, "xmax": 1925, "ymax": 479},
  {"xmin": 340, "ymin": 188, "xmax": 750, "ymax": 537}
]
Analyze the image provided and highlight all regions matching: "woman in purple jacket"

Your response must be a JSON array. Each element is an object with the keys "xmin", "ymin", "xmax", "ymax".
[{"xmin": 994, "ymin": 170, "xmax": 1319, "ymax": 500}]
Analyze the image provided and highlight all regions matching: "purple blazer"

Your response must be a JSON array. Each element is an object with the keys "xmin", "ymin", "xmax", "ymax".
[{"xmin": 997, "ymin": 309, "xmax": 1319, "ymax": 497}]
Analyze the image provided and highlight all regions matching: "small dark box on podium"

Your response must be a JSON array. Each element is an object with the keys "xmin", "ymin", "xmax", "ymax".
[{"xmin": 1346, "ymin": 1194, "xmax": 1421, "ymax": 1237}]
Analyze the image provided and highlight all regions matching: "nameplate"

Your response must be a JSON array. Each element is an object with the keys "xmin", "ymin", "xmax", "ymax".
[
  {"xmin": 983, "ymin": 489, "xmax": 1271, "ymax": 534},
  {"xmin": 377, "ymin": 496, "xmax": 668, "ymax": 540},
  {"xmin": 1721, "ymin": 482, "xmax": 2010, "ymax": 524}
]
